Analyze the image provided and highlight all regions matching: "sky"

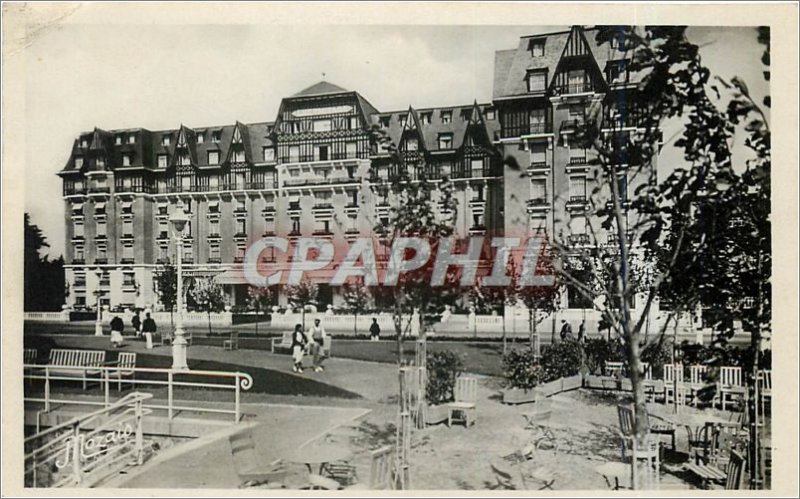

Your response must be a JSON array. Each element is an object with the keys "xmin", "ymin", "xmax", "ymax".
[{"xmin": 20, "ymin": 18, "xmax": 768, "ymax": 259}]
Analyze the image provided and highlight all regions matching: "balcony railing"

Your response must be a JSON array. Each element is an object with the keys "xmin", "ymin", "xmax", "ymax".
[
  {"xmin": 95, "ymin": 258, "xmax": 108, "ymax": 265},
  {"xmin": 88, "ymin": 186, "xmax": 111, "ymax": 194},
  {"xmin": 529, "ymin": 161, "xmax": 548, "ymax": 170},
  {"xmin": 569, "ymin": 156, "xmax": 587, "ymax": 165},
  {"xmin": 120, "ymin": 258, "xmax": 134, "ymax": 264},
  {"xmin": 527, "ymin": 198, "xmax": 549, "ymax": 207},
  {"xmin": 72, "ymin": 259, "xmax": 85, "ymax": 265},
  {"xmin": 208, "ymin": 232, "xmax": 221, "ymax": 239},
  {"xmin": 312, "ymin": 203, "xmax": 334, "ymax": 211},
  {"xmin": 568, "ymin": 195, "xmax": 588, "ymax": 204},
  {"xmin": 115, "ymin": 185, "xmax": 154, "ymax": 194},
  {"xmin": 497, "ymin": 123, "xmax": 553, "ymax": 139},
  {"xmin": 567, "ymin": 234, "xmax": 591, "ymax": 246},
  {"xmin": 560, "ymin": 119, "xmax": 585, "ymax": 132},
  {"xmin": 121, "ymin": 233, "xmax": 134, "ymax": 239},
  {"xmin": 233, "ymin": 256, "xmax": 244, "ymax": 263},
  {"xmin": 554, "ymin": 82, "xmax": 595, "ymax": 95},
  {"xmin": 312, "ymin": 229, "xmax": 333, "ymax": 236},
  {"xmin": 64, "ymin": 186, "xmax": 87, "ymax": 196},
  {"xmin": 158, "ymin": 232, "xmax": 169, "ymax": 240},
  {"xmin": 288, "ymin": 202, "xmax": 301, "ymax": 211}
]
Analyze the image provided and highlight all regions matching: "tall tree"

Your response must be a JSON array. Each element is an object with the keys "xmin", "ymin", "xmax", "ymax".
[
  {"xmin": 190, "ymin": 278, "xmax": 226, "ymax": 336},
  {"xmin": 247, "ymin": 285, "xmax": 274, "ymax": 336},
  {"xmin": 24, "ymin": 213, "xmax": 65, "ymax": 311},
  {"xmin": 342, "ymin": 281, "xmax": 372, "ymax": 336},
  {"xmin": 285, "ymin": 278, "xmax": 319, "ymax": 330},
  {"xmin": 154, "ymin": 264, "xmax": 178, "ymax": 327}
]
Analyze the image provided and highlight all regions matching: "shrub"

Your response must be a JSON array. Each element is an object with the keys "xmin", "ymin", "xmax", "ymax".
[
  {"xmin": 502, "ymin": 348, "xmax": 544, "ymax": 390},
  {"xmin": 426, "ymin": 350, "xmax": 463, "ymax": 404},
  {"xmin": 540, "ymin": 339, "xmax": 583, "ymax": 381},
  {"xmin": 584, "ymin": 338, "xmax": 626, "ymax": 375},
  {"xmin": 641, "ymin": 339, "xmax": 672, "ymax": 378}
]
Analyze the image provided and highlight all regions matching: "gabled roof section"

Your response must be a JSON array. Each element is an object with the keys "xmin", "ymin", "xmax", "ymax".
[
  {"xmin": 549, "ymin": 25, "xmax": 608, "ymax": 91},
  {"xmin": 172, "ymin": 125, "xmax": 198, "ymax": 166},
  {"xmin": 462, "ymin": 101, "xmax": 493, "ymax": 149},
  {"xmin": 292, "ymin": 81, "xmax": 349, "ymax": 98},
  {"xmin": 224, "ymin": 121, "xmax": 253, "ymax": 164},
  {"xmin": 493, "ymin": 30, "xmax": 571, "ymax": 99},
  {"xmin": 399, "ymin": 107, "xmax": 426, "ymax": 151}
]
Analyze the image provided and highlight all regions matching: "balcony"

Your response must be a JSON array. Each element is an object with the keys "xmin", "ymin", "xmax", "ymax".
[
  {"xmin": 95, "ymin": 258, "xmax": 108, "ymax": 264},
  {"xmin": 566, "ymin": 196, "xmax": 588, "ymax": 210},
  {"xmin": 115, "ymin": 185, "xmax": 154, "ymax": 194},
  {"xmin": 567, "ymin": 234, "xmax": 591, "ymax": 246},
  {"xmin": 71, "ymin": 259, "xmax": 85, "ymax": 265},
  {"xmin": 233, "ymin": 232, "xmax": 248, "ymax": 239},
  {"xmin": 288, "ymin": 230, "xmax": 302, "ymax": 238},
  {"xmin": 284, "ymin": 176, "xmax": 359, "ymax": 188},
  {"xmin": 182, "ymin": 257, "xmax": 194, "ymax": 264},
  {"xmin": 233, "ymin": 256, "xmax": 244, "ymax": 263},
  {"xmin": 497, "ymin": 123, "xmax": 553, "ymax": 140},
  {"xmin": 208, "ymin": 232, "xmax": 221, "ymax": 239},
  {"xmin": 345, "ymin": 228, "xmax": 360, "ymax": 235},
  {"xmin": 526, "ymin": 198, "xmax": 549, "ymax": 213},
  {"xmin": 71, "ymin": 235, "xmax": 85, "ymax": 242},
  {"xmin": 469, "ymin": 225, "xmax": 487, "ymax": 235},
  {"xmin": 88, "ymin": 186, "xmax": 111, "ymax": 194},
  {"xmin": 121, "ymin": 233, "xmax": 135, "ymax": 240},
  {"xmin": 262, "ymin": 230, "xmax": 276, "ymax": 237},
  {"xmin": 156, "ymin": 258, "xmax": 170, "ymax": 264},
  {"xmin": 568, "ymin": 156, "xmax": 587, "ymax": 166},
  {"xmin": 233, "ymin": 208, "xmax": 248, "ymax": 215},
  {"xmin": 120, "ymin": 258, "xmax": 134, "ymax": 264},
  {"xmin": 554, "ymin": 82, "xmax": 596, "ymax": 96},
  {"xmin": 158, "ymin": 232, "xmax": 169, "ymax": 240},
  {"xmin": 560, "ymin": 120, "xmax": 585, "ymax": 133},
  {"xmin": 64, "ymin": 186, "xmax": 87, "ymax": 196},
  {"xmin": 95, "ymin": 234, "xmax": 108, "ymax": 241},
  {"xmin": 528, "ymin": 161, "xmax": 548, "ymax": 171},
  {"xmin": 312, "ymin": 229, "xmax": 333, "ymax": 237},
  {"xmin": 312, "ymin": 203, "xmax": 334, "ymax": 213}
]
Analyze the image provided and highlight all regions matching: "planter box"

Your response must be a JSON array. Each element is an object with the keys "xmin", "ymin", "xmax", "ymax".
[
  {"xmin": 423, "ymin": 403, "xmax": 450, "ymax": 425},
  {"xmin": 538, "ymin": 379, "xmax": 561, "ymax": 397},
  {"xmin": 502, "ymin": 387, "xmax": 538, "ymax": 405},
  {"xmin": 562, "ymin": 374, "xmax": 583, "ymax": 392}
]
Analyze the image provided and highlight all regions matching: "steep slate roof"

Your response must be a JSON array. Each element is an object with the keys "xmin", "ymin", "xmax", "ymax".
[
  {"xmin": 493, "ymin": 26, "xmax": 633, "ymax": 100},
  {"xmin": 372, "ymin": 103, "xmax": 501, "ymax": 153},
  {"xmin": 293, "ymin": 81, "xmax": 349, "ymax": 97},
  {"xmin": 172, "ymin": 125, "xmax": 198, "ymax": 166}
]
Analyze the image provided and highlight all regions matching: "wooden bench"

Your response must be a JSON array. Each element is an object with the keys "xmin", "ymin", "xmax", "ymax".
[
  {"xmin": 271, "ymin": 332, "xmax": 293, "ymax": 353},
  {"xmin": 24, "ymin": 348, "xmax": 39, "ymax": 364},
  {"xmin": 109, "ymin": 352, "xmax": 136, "ymax": 391},
  {"xmin": 47, "ymin": 349, "xmax": 107, "ymax": 390}
]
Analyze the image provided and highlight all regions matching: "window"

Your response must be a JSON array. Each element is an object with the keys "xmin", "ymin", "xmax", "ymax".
[
  {"xmin": 232, "ymin": 150, "xmax": 245, "ymax": 163},
  {"xmin": 441, "ymin": 111, "xmax": 452, "ymax": 124},
  {"xmin": 178, "ymin": 154, "xmax": 190, "ymax": 166},
  {"xmin": 531, "ymin": 143, "xmax": 547, "ymax": 165},
  {"xmin": 96, "ymin": 158, "xmax": 105, "ymax": 168},
  {"xmin": 72, "ymin": 203, "xmax": 83, "ymax": 216},
  {"xmin": 472, "ymin": 213, "xmax": 484, "ymax": 228},
  {"xmin": 440, "ymin": 162, "xmax": 452, "ymax": 178},
  {"xmin": 529, "ymin": 38, "xmax": 545, "ymax": 57},
  {"xmin": 291, "ymin": 217, "xmax": 301, "ymax": 234},
  {"xmin": 209, "ymin": 176, "xmax": 219, "ymax": 190},
  {"xmin": 157, "ymin": 154, "xmax": 168, "ymax": 168},
  {"xmin": 96, "ymin": 220, "xmax": 107, "ymax": 237},
  {"xmin": 315, "ymin": 220, "xmax": 331, "ymax": 234},
  {"xmin": 405, "ymin": 138, "xmax": 418, "ymax": 152},
  {"xmin": 289, "ymin": 146, "xmax": 300, "ymax": 163},
  {"xmin": 208, "ymin": 201, "xmax": 220, "ymax": 214},
  {"xmin": 313, "ymin": 119, "xmax": 332, "ymax": 132},
  {"xmin": 196, "ymin": 132, "xmax": 204, "ymax": 144},
  {"xmin": 569, "ymin": 104, "xmax": 585, "ymax": 120},
  {"xmin": 74, "ymin": 246, "xmax": 85, "ymax": 262},
  {"xmin": 74, "ymin": 273, "xmax": 86, "ymax": 287},
  {"xmin": 122, "ymin": 154, "xmax": 131, "ymax": 167},
  {"xmin": 96, "ymin": 245, "xmax": 107, "ymax": 261},
  {"xmin": 420, "ymin": 113, "xmax": 432, "ymax": 125},
  {"xmin": 438, "ymin": 133, "xmax": 453, "ymax": 150},
  {"xmin": 263, "ymin": 148, "xmax": 275, "ymax": 162},
  {"xmin": 209, "ymin": 244, "xmax": 220, "ymax": 261},
  {"xmin": 399, "ymin": 115, "xmax": 408, "ymax": 127},
  {"xmin": 349, "ymin": 116, "xmax": 360, "ymax": 129},
  {"xmin": 95, "ymin": 202, "xmax": 106, "ymax": 216},
  {"xmin": 607, "ymin": 60, "xmax": 627, "ymax": 84},
  {"xmin": 346, "ymin": 142, "xmax": 358, "ymax": 159},
  {"xmin": 485, "ymin": 108, "xmax": 496, "ymax": 120},
  {"xmin": 471, "ymin": 158, "xmax": 484, "ymax": 175},
  {"xmin": 74, "ymin": 221, "xmax": 84, "ymax": 238},
  {"xmin": 235, "ymin": 245, "xmax": 246, "ymax": 261},
  {"xmin": 569, "ymin": 176, "xmax": 587, "ymax": 200},
  {"xmin": 122, "ymin": 220, "xmax": 133, "ymax": 236},
  {"xmin": 158, "ymin": 221, "xmax": 169, "ymax": 239},
  {"xmin": 531, "ymin": 179, "xmax": 547, "ymax": 201},
  {"xmin": 74, "ymin": 157, "xmax": 84, "ymax": 169},
  {"xmin": 235, "ymin": 199, "xmax": 246, "ymax": 212},
  {"xmin": 471, "ymin": 185, "xmax": 485, "ymax": 202},
  {"xmin": 568, "ymin": 70, "xmax": 587, "ymax": 92},
  {"xmin": 610, "ymin": 31, "xmax": 625, "ymax": 50},
  {"xmin": 127, "ymin": 134, "xmax": 136, "ymax": 145},
  {"xmin": 123, "ymin": 272, "xmax": 136, "ymax": 286},
  {"xmin": 183, "ymin": 199, "xmax": 192, "ymax": 214},
  {"xmin": 527, "ymin": 71, "xmax": 547, "ymax": 92},
  {"xmin": 181, "ymin": 176, "xmax": 191, "ymax": 190},
  {"xmin": 212, "ymin": 131, "xmax": 221, "ymax": 143},
  {"xmin": 115, "ymin": 135, "xmax": 122, "ymax": 145},
  {"xmin": 236, "ymin": 219, "xmax": 246, "ymax": 236},
  {"xmin": 207, "ymin": 151, "xmax": 219, "ymax": 165},
  {"xmin": 161, "ymin": 135, "xmax": 171, "ymax": 146},
  {"xmin": 529, "ymin": 108, "xmax": 546, "ymax": 133},
  {"xmin": 379, "ymin": 117, "xmax": 390, "ymax": 128},
  {"xmin": 183, "ymin": 246, "xmax": 193, "ymax": 262},
  {"xmin": 81, "ymin": 139, "xmax": 89, "ymax": 148}
]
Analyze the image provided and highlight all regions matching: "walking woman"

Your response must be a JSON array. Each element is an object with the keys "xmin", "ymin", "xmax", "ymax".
[{"xmin": 291, "ymin": 324, "xmax": 307, "ymax": 373}]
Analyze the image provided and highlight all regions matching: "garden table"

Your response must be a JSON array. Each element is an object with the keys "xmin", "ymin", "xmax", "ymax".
[{"xmin": 285, "ymin": 442, "xmax": 352, "ymax": 475}]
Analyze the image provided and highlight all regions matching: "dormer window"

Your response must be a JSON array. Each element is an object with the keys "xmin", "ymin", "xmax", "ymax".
[
  {"xmin": 263, "ymin": 148, "xmax": 275, "ymax": 162},
  {"xmin": 122, "ymin": 154, "xmax": 131, "ymax": 167},
  {"xmin": 438, "ymin": 133, "xmax": 453, "ymax": 150},
  {"xmin": 527, "ymin": 70, "xmax": 547, "ymax": 92},
  {"xmin": 420, "ymin": 113, "xmax": 432, "ymax": 125},
  {"xmin": 81, "ymin": 139, "xmax": 89, "ymax": 148},
  {"xmin": 212, "ymin": 131, "xmax": 221, "ymax": 143},
  {"xmin": 196, "ymin": 132, "xmax": 204, "ymax": 144},
  {"xmin": 610, "ymin": 31, "xmax": 625, "ymax": 50},
  {"xmin": 162, "ymin": 135, "xmax": 171, "ymax": 146},
  {"xmin": 529, "ymin": 39, "xmax": 545, "ymax": 57},
  {"xmin": 379, "ymin": 117, "xmax": 390, "ymax": 128},
  {"xmin": 485, "ymin": 108, "xmax": 496, "ymax": 120},
  {"xmin": 178, "ymin": 154, "xmax": 191, "ymax": 166},
  {"xmin": 115, "ymin": 136, "xmax": 123, "ymax": 145},
  {"xmin": 127, "ymin": 134, "xmax": 136, "ymax": 144},
  {"xmin": 157, "ymin": 154, "xmax": 168, "ymax": 168},
  {"xmin": 232, "ymin": 150, "xmax": 246, "ymax": 163},
  {"xmin": 74, "ymin": 157, "xmax": 84, "ymax": 169},
  {"xmin": 405, "ymin": 138, "xmax": 418, "ymax": 152},
  {"xmin": 399, "ymin": 115, "xmax": 407, "ymax": 127},
  {"xmin": 441, "ymin": 111, "xmax": 452, "ymax": 124},
  {"xmin": 607, "ymin": 60, "xmax": 628, "ymax": 84},
  {"xmin": 208, "ymin": 151, "xmax": 219, "ymax": 165}
]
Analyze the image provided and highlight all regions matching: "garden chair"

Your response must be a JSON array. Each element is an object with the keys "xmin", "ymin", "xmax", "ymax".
[
  {"xmin": 160, "ymin": 331, "xmax": 172, "ymax": 346},
  {"xmin": 684, "ymin": 450, "xmax": 745, "ymax": 489},
  {"xmin": 664, "ymin": 363, "xmax": 687, "ymax": 406},
  {"xmin": 758, "ymin": 369, "xmax": 772, "ymax": 415},
  {"xmin": 521, "ymin": 405, "xmax": 558, "ymax": 453},
  {"xmin": 223, "ymin": 331, "xmax": 239, "ymax": 351},
  {"xmin": 642, "ymin": 362, "xmax": 662, "ymax": 402},
  {"xmin": 719, "ymin": 366, "xmax": 745, "ymax": 411},
  {"xmin": 688, "ymin": 365, "xmax": 708, "ymax": 407},
  {"xmin": 345, "ymin": 445, "xmax": 395, "ymax": 490},
  {"xmin": 605, "ymin": 361, "xmax": 625, "ymax": 378},
  {"xmin": 686, "ymin": 422, "xmax": 715, "ymax": 464},
  {"xmin": 228, "ymin": 430, "xmax": 288, "ymax": 488},
  {"xmin": 616, "ymin": 405, "xmax": 660, "ymax": 489},
  {"xmin": 113, "ymin": 352, "xmax": 137, "ymax": 391},
  {"xmin": 642, "ymin": 408, "xmax": 676, "ymax": 452},
  {"xmin": 447, "ymin": 376, "xmax": 477, "ymax": 427}
]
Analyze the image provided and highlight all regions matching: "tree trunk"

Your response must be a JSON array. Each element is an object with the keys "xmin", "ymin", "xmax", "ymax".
[
  {"xmin": 354, "ymin": 311, "xmax": 358, "ymax": 337},
  {"xmin": 207, "ymin": 310, "xmax": 212, "ymax": 337},
  {"xmin": 502, "ymin": 311, "xmax": 507, "ymax": 355},
  {"xmin": 748, "ymin": 247, "xmax": 764, "ymax": 488},
  {"xmin": 255, "ymin": 306, "xmax": 259, "ymax": 336}
]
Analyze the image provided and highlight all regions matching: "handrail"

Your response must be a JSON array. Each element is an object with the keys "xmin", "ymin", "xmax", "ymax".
[
  {"xmin": 24, "ymin": 364, "xmax": 253, "ymax": 422},
  {"xmin": 25, "ymin": 391, "xmax": 152, "ymax": 488}
]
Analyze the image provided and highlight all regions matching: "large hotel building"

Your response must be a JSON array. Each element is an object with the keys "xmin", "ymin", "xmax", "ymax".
[{"xmin": 59, "ymin": 26, "xmax": 652, "ymax": 312}]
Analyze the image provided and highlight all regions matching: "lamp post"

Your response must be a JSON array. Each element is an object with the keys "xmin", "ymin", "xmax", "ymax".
[
  {"xmin": 170, "ymin": 201, "xmax": 190, "ymax": 370},
  {"xmin": 94, "ymin": 268, "xmax": 105, "ymax": 336}
]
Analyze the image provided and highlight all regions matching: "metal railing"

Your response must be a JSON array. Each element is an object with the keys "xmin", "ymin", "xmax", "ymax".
[
  {"xmin": 24, "ymin": 392, "xmax": 152, "ymax": 488},
  {"xmin": 24, "ymin": 365, "xmax": 253, "ymax": 423}
]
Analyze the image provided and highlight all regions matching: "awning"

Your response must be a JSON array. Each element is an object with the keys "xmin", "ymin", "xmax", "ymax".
[
  {"xmin": 121, "ymin": 201, "xmax": 132, "ymax": 210},
  {"xmin": 209, "ymin": 201, "xmax": 219, "ymax": 209},
  {"xmin": 72, "ymin": 203, "xmax": 84, "ymax": 212},
  {"xmin": 213, "ymin": 268, "xmax": 252, "ymax": 285},
  {"xmin": 95, "ymin": 202, "xmax": 106, "ymax": 210}
]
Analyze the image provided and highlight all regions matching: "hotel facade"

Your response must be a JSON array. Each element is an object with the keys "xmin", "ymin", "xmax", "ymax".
[{"xmin": 58, "ymin": 26, "xmax": 654, "ymax": 313}]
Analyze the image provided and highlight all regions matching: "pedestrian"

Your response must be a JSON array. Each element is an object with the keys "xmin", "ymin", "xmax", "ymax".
[
  {"xmin": 291, "ymin": 324, "xmax": 307, "ymax": 373},
  {"xmin": 559, "ymin": 319, "xmax": 573, "ymax": 342},
  {"xmin": 308, "ymin": 318, "xmax": 328, "ymax": 372},
  {"xmin": 142, "ymin": 312, "xmax": 157, "ymax": 349},
  {"xmin": 110, "ymin": 315, "xmax": 125, "ymax": 348},
  {"xmin": 369, "ymin": 318, "xmax": 381, "ymax": 341},
  {"xmin": 578, "ymin": 320, "xmax": 586, "ymax": 343},
  {"xmin": 131, "ymin": 310, "xmax": 142, "ymax": 338}
]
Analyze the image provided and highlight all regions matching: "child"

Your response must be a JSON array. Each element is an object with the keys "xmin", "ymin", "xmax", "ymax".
[{"xmin": 291, "ymin": 324, "xmax": 307, "ymax": 373}]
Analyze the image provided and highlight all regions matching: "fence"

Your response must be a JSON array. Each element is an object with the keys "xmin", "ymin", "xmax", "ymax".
[
  {"xmin": 24, "ymin": 311, "xmax": 71, "ymax": 322},
  {"xmin": 24, "ymin": 365, "xmax": 253, "ymax": 422},
  {"xmin": 24, "ymin": 392, "xmax": 152, "ymax": 488}
]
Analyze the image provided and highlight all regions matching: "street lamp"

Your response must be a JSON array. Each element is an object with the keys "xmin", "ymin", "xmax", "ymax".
[
  {"xmin": 94, "ymin": 268, "xmax": 105, "ymax": 336},
  {"xmin": 170, "ymin": 200, "xmax": 190, "ymax": 371}
]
